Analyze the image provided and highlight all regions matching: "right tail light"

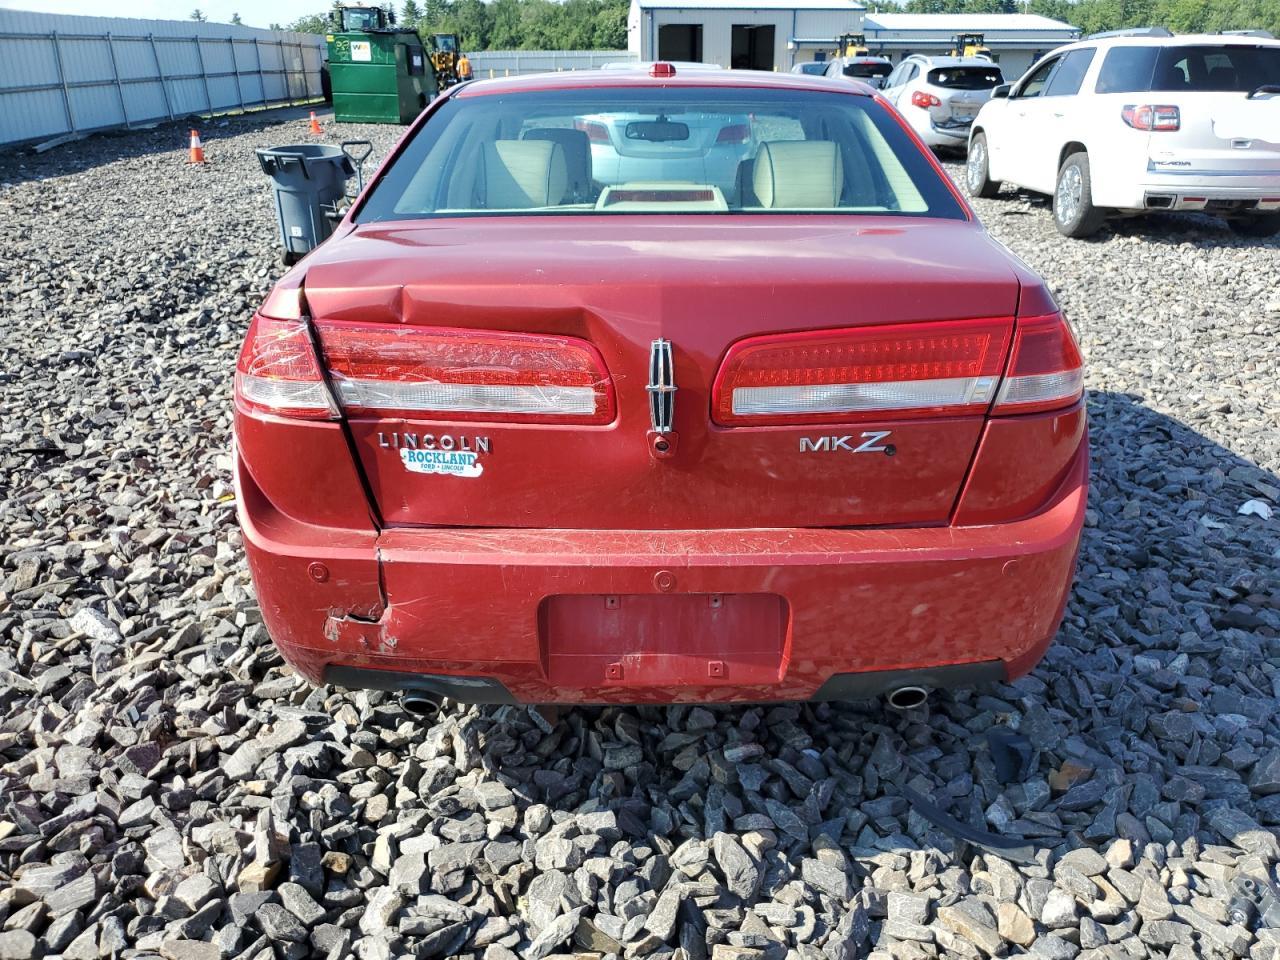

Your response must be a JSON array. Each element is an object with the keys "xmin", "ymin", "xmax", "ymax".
[
  {"xmin": 716, "ymin": 123, "xmax": 751, "ymax": 144},
  {"xmin": 992, "ymin": 314, "xmax": 1084, "ymax": 415},
  {"xmin": 712, "ymin": 317, "xmax": 1013, "ymax": 425}
]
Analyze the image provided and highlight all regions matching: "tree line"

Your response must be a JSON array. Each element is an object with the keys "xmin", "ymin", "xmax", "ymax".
[
  {"xmin": 256, "ymin": 0, "xmax": 1279, "ymax": 50},
  {"xmin": 274, "ymin": 0, "xmax": 629, "ymax": 51},
  {"xmin": 896, "ymin": 0, "xmax": 1279, "ymax": 40}
]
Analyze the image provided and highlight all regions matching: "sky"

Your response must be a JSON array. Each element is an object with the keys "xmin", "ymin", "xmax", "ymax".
[{"xmin": 0, "ymin": 0, "xmax": 326, "ymax": 29}]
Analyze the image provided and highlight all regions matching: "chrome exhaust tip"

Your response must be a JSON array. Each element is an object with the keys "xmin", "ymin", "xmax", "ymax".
[
  {"xmin": 401, "ymin": 690, "xmax": 443, "ymax": 719},
  {"xmin": 886, "ymin": 686, "xmax": 929, "ymax": 710}
]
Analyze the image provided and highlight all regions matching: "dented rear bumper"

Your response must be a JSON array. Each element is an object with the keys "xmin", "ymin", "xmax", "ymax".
[{"xmin": 236, "ymin": 441, "xmax": 1086, "ymax": 705}]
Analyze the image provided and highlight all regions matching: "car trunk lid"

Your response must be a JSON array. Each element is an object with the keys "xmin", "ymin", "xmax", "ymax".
[
  {"xmin": 302, "ymin": 216, "xmax": 1022, "ymax": 530},
  {"xmin": 1146, "ymin": 91, "xmax": 1280, "ymax": 178}
]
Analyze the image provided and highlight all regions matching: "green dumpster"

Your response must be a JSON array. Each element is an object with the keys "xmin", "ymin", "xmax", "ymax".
[{"xmin": 326, "ymin": 6, "xmax": 438, "ymax": 124}]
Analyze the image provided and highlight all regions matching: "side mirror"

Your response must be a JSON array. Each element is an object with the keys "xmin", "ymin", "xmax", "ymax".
[{"xmin": 991, "ymin": 83, "xmax": 1011, "ymax": 99}]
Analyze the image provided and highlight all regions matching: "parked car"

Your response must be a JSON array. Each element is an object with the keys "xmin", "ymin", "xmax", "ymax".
[
  {"xmin": 791, "ymin": 61, "xmax": 828, "ymax": 75},
  {"xmin": 235, "ymin": 63, "xmax": 1088, "ymax": 708},
  {"xmin": 881, "ymin": 54, "xmax": 1006, "ymax": 152},
  {"xmin": 572, "ymin": 109, "xmax": 756, "ymax": 198},
  {"xmin": 823, "ymin": 55, "xmax": 895, "ymax": 89},
  {"xmin": 967, "ymin": 31, "xmax": 1280, "ymax": 237}
]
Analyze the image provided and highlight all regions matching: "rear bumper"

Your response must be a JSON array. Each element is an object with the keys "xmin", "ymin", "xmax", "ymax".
[
  {"xmin": 1116, "ymin": 177, "xmax": 1280, "ymax": 212},
  {"xmin": 905, "ymin": 110, "xmax": 971, "ymax": 148},
  {"xmin": 238, "ymin": 440, "xmax": 1086, "ymax": 704},
  {"xmin": 324, "ymin": 659, "xmax": 1006, "ymax": 704}
]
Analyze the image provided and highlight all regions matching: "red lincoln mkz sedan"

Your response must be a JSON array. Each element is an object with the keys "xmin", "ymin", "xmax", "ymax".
[{"xmin": 234, "ymin": 65, "xmax": 1087, "ymax": 711}]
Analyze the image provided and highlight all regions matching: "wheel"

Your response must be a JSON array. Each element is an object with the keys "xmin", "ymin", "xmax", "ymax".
[
  {"xmin": 1053, "ymin": 152, "xmax": 1107, "ymax": 238},
  {"xmin": 965, "ymin": 133, "xmax": 1001, "ymax": 199},
  {"xmin": 1228, "ymin": 214, "xmax": 1280, "ymax": 238},
  {"xmin": 282, "ymin": 250, "xmax": 300, "ymax": 267}
]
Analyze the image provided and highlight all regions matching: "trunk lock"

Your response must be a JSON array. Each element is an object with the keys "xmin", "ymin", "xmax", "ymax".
[{"xmin": 648, "ymin": 430, "xmax": 679, "ymax": 459}]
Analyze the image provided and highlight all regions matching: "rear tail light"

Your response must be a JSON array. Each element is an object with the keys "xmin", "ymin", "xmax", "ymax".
[
  {"xmin": 315, "ymin": 322, "xmax": 614, "ymax": 424},
  {"xmin": 911, "ymin": 90, "xmax": 942, "ymax": 109},
  {"xmin": 712, "ymin": 318, "xmax": 1013, "ymax": 425},
  {"xmin": 234, "ymin": 315, "xmax": 338, "ymax": 420},
  {"xmin": 574, "ymin": 119, "xmax": 610, "ymax": 143},
  {"xmin": 716, "ymin": 123, "xmax": 751, "ymax": 144},
  {"xmin": 992, "ymin": 314, "xmax": 1084, "ymax": 415},
  {"xmin": 1122, "ymin": 104, "xmax": 1180, "ymax": 131}
]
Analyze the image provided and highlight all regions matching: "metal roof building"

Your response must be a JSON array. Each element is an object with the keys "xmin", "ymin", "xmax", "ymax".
[
  {"xmin": 627, "ymin": 0, "xmax": 866, "ymax": 71},
  {"xmin": 863, "ymin": 13, "xmax": 1079, "ymax": 79}
]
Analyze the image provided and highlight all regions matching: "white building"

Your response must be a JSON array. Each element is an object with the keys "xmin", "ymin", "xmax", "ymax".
[
  {"xmin": 863, "ymin": 13, "xmax": 1080, "ymax": 80},
  {"xmin": 628, "ymin": 0, "xmax": 866, "ymax": 72}
]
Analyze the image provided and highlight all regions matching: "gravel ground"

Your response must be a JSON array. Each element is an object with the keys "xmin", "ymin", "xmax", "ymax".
[{"xmin": 1, "ymin": 110, "xmax": 1278, "ymax": 960}]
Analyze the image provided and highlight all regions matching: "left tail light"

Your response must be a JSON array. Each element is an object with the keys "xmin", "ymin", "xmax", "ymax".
[
  {"xmin": 574, "ymin": 119, "xmax": 610, "ymax": 143},
  {"xmin": 716, "ymin": 123, "xmax": 751, "ymax": 144},
  {"xmin": 238, "ymin": 318, "xmax": 615, "ymax": 425},
  {"xmin": 314, "ymin": 321, "xmax": 614, "ymax": 424},
  {"xmin": 234, "ymin": 315, "xmax": 338, "ymax": 420},
  {"xmin": 1122, "ymin": 104, "xmax": 1180, "ymax": 131},
  {"xmin": 712, "ymin": 318, "xmax": 1013, "ymax": 425},
  {"xmin": 911, "ymin": 91, "xmax": 942, "ymax": 109}
]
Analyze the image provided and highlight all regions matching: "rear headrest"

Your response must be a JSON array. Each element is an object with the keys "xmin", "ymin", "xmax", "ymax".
[
  {"xmin": 753, "ymin": 141, "xmax": 844, "ymax": 209},
  {"xmin": 523, "ymin": 128, "xmax": 592, "ymax": 200},
  {"xmin": 482, "ymin": 140, "xmax": 569, "ymax": 208},
  {"xmin": 1207, "ymin": 66, "xmax": 1236, "ymax": 88}
]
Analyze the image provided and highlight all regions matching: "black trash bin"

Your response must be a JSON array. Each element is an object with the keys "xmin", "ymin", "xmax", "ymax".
[{"xmin": 256, "ymin": 144, "xmax": 355, "ymax": 265}]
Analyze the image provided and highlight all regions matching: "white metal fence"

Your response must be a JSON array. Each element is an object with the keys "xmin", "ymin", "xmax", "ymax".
[
  {"xmin": 468, "ymin": 49, "xmax": 637, "ymax": 78},
  {"xmin": 0, "ymin": 9, "xmax": 324, "ymax": 147}
]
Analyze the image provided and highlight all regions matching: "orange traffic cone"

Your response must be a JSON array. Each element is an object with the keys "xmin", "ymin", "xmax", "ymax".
[
  {"xmin": 187, "ymin": 129, "xmax": 206, "ymax": 164},
  {"xmin": 308, "ymin": 111, "xmax": 323, "ymax": 136}
]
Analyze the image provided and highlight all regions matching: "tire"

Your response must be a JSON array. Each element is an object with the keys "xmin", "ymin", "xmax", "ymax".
[
  {"xmin": 1053, "ymin": 152, "xmax": 1107, "ymax": 238},
  {"xmin": 1228, "ymin": 214, "xmax": 1280, "ymax": 238},
  {"xmin": 965, "ymin": 132, "xmax": 1001, "ymax": 199}
]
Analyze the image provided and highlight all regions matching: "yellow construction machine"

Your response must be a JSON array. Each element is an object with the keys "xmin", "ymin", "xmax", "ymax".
[
  {"xmin": 950, "ymin": 33, "xmax": 993, "ymax": 58},
  {"xmin": 430, "ymin": 33, "xmax": 462, "ymax": 87},
  {"xmin": 837, "ymin": 33, "xmax": 870, "ymax": 57}
]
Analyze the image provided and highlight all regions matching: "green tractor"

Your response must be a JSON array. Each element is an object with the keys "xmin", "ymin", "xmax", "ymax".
[{"xmin": 326, "ymin": 5, "xmax": 438, "ymax": 124}]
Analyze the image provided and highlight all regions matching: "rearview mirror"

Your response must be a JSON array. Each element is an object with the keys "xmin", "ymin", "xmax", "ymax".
[
  {"xmin": 991, "ymin": 83, "xmax": 1011, "ymax": 99},
  {"xmin": 625, "ymin": 120, "xmax": 690, "ymax": 143}
]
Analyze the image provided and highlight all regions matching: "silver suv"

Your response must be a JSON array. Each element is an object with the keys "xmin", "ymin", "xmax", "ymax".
[{"xmin": 881, "ymin": 54, "xmax": 1005, "ymax": 151}]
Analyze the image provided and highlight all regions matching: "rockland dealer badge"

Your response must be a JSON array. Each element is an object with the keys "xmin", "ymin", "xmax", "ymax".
[
  {"xmin": 400, "ymin": 448, "xmax": 484, "ymax": 478},
  {"xmin": 380, "ymin": 432, "xmax": 491, "ymax": 478}
]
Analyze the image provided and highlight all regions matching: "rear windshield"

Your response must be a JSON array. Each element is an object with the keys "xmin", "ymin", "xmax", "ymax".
[
  {"xmin": 354, "ymin": 86, "xmax": 966, "ymax": 221},
  {"xmin": 844, "ymin": 62, "xmax": 892, "ymax": 79},
  {"xmin": 1095, "ymin": 43, "xmax": 1280, "ymax": 93},
  {"xmin": 928, "ymin": 66, "xmax": 1004, "ymax": 89}
]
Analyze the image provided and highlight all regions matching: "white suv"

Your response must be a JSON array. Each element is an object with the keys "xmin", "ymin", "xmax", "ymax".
[
  {"xmin": 881, "ymin": 55, "xmax": 1006, "ymax": 151},
  {"xmin": 966, "ymin": 31, "xmax": 1280, "ymax": 238}
]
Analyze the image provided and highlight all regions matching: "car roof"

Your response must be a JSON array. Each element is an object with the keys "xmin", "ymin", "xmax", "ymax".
[
  {"xmin": 1057, "ymin": 32, "xmax": 1280, "ymax": 51},
  {"xmin": 907, "ymin": 54, "xmax": 997, "ymax": 67},
  {"xmin": 455, "ymin": 66, "xmax": 876, "ymax": 98}
]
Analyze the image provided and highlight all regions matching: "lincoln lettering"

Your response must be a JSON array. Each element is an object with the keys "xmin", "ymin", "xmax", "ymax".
[{"xmin": 378, "ymin": 432, "xmax": 491, "ymax": 453}]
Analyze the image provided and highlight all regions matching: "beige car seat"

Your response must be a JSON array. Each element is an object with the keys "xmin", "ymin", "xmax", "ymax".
[
  {"xmin": 480, "ymin": 140, "xmax": 569, "ymax": 208},
  {"xmin": 753, "ymin": 141, "xmax": 844, "ymax": 208}
]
